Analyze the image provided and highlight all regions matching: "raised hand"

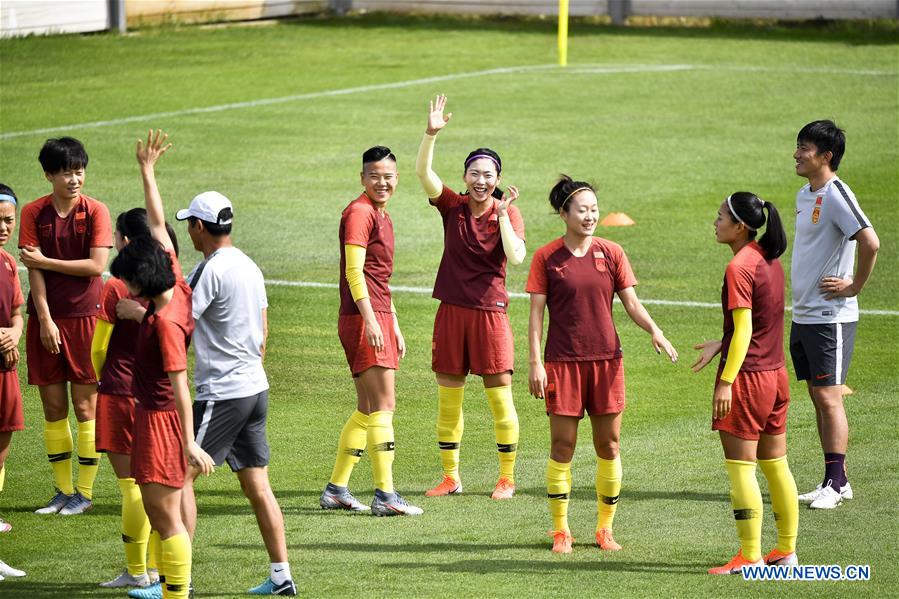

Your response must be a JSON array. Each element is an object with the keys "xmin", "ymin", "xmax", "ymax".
[
  {"xmin": 426, "ymin": 95, "xmax": 453, "ymax": 135},
  {"xmin": 496, "ymin": 185, "xmax": 519, "ymax": 218},
  {"xmin": 136, "ymin": 129, "xmax": 172, "ymax": 169}
]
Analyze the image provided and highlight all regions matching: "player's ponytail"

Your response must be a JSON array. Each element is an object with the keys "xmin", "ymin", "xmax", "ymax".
[
  {"xmin": 726, "ymin": 192, "xmax": 787, "ymax": 259},
  {"xmin": 549, "ymin": 174, "xmax": 595, "ymax": 213}
]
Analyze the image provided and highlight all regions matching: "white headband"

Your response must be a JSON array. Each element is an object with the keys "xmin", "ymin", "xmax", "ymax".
[{"xmin": 726, "ymin": 194, "xmax": 758, "ymax": 232}]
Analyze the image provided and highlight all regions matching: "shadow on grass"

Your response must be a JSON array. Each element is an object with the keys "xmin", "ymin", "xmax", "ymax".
[
  {"xmin": 382, "ymin": 558, "xmax": 709, "ymax": 575},
  {"xmin": 223, "ymin": 540, "xmax": 546, "ymax": 552},
  {"xmin": 3, "ymin": 503, "xmax": 119, "ymax": 516},
  {"xmin": 278, "ymin": 11, "xmax": 899, "ymax": 46},
  {"xmin": 514, "ymin": 487, "xmax": 729, "ymax": 502},
  {"xmin": 0, "ymin": 581, "xmax": 101, "ymax": 597}
]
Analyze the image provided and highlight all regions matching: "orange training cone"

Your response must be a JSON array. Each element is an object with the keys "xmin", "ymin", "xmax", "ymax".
[{"xmin": 600, "ymin": 212, "xmax": 635, "ymax": 226}]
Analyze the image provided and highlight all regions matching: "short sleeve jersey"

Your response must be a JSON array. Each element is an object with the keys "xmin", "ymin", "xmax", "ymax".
[
  {"xmin": 188, "ymin": 246, "xmax": 269, "ymax": 402},
  {"xmin": 338, "ymin": 194, "xmax": 394, "ymax": 315},
  {"xmin": 431, "ymin": 185, "xmax": 525, "ymax": 312},
  {"xmin": 132, "ymin": 251, "xmax": 194, "ymax": 411},
  {"xmin": 0, "ymin": 250, "xmax": 25, "ymax": 373},
  {"xmin": 97, "ymin": 277, "xmax": 148, "ymax": 396},
  {"xmin": 720, "ymin": 241, "xmax": 785, "ymax": 372},
  {"xmin": 526, "ymin": 237, "xmax": 637, "ymax": 361},
  {"xmin": 791, "ymin": 176, "xmax": 871, "ymax": 324},
  {"xmin": 18, "ymin": 194, "xmax": 112, "ymax": 318}
]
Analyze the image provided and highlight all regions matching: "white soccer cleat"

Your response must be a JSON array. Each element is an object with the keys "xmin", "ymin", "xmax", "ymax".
[
  {"xmin": 798, "ymin": 484, "xmax": 823, "ymax": 504},
  {"xmin": 0, "ymin": 560, "xmax": 25, "ymax": 577},
  {"xmin": 809, "ymin": 485, "xmax": 843, "ymax": 509},
  {"xmin": 100, "ymin": 569, "xmax": 151, "ymax": 588},
  {"xmin": 840, "ymin": 481, "xmax": 853, "ymax": 500}
]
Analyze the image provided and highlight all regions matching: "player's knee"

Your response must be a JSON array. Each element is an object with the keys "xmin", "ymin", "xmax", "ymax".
[
  {"xmin": 595, "ymin": 439, "xmax": 619, "ymax": 460},
  {"xmin": 550, "ymin": 439, "xmax": 575, "ymax": 462}
]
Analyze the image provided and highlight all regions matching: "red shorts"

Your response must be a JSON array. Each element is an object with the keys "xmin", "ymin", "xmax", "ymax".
[
  {"xmin": 131, "ymin": 405, "xmax": 186, "ymax": 488},
  {"xmin": 432, "ymin": 303, "xmax": 513, "ymax": 376},
  {"xmin": 0, "ymin": 369, "xmax": 23, "ymax": 432},
  {"xmin": 712, "ymin": 367, "xmax": 790, "ymax": 440},
  {"xmin": 545, "ymin": 359, "xmax": 625, "ymax": 417},
  {"xmin": 96, "ymin": 392, "xmax": 137, "ymax": 454},
  {"xmin": 26, "ymin": 315, "xmax": 97, "ymax": 386},
  {"xmin": 338, "ymin": 312, "xmax": 399, "ymax": 376}
]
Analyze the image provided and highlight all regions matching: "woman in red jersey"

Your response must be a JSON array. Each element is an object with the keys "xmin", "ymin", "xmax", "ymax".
[
  {"xmin": 0, "ymin": 184, "xmax": 26, "ymax": 573},
  {"xmin": 527, "ymin": 176, "xmax": 677, "ymax": 554},
  {"xmin": 693, "ymin": 192, "xmax": 798, "ymax": 575},
  {"xmin": 416, "ymin": 95, "xmax": 526, "ymax": 500},
  {"xmin": 320, "ymin": 146, "xmax": 422, "ymax": 517},
  {"xmin": 92, "ymin": 209, "xmax": 178, "ymax": 590},
  {"xmin": 109, "ymin": 130, "xmax": 213, "ymax": 599}
]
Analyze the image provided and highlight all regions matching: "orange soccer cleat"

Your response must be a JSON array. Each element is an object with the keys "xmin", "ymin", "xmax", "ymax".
[
  {"xmin": 764, "ymin": 548, "xmax": 798, "ymax": 566},
  {"xmin": 708, "ymin": 550, "xmax": 764, "ymax": 575},
  {"xmin": 550, "ymin": 530, "xmax": 574, "ymax": 554},
  {"xmin": 595, "ymin": 528, "xmax": 622, "ymax": 551},
  {"xmin": 425, "ymin": 475, "xmax": 462, "ymax": 497},
  {"xmin": 490, "ymin": 477, "xmax": 516, "ymax": 500}
]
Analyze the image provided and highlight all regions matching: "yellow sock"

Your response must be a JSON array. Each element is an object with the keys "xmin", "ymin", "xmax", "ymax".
[
  {"xmin": 329, "ymin": 410, "xmax": 368, "ymax": 487},
  {"xmin": 161, "ymin": 532, "xmax": 191, "ymax": 598},
  {"xmin": 368, "ymin": 411, "xmax": 395, "ymax": 494},
  {"xmin": 725, "ymin": 459, "xmax": 763, "ymax": 562},
  {"xmin": 76, "ymin": 419, "xmax": 100, "ymax": 499},
  {"xmin": 44, "ymin": 418, "xmax": 74, "ymax": 495},
  {"xmin": 436, "ymin": 385, "xmax": 464, "ymax": 480},
  {"xmin": 486, "ymin": 385, "xmax": 518, "ymax": 482},
  {"xmin": 759, "ymin": 456, "xmax": 799, "ymax": 554},
  {"xmin": 118, "ymin": 478, "xmax": 150, "ymax": 576},
  {"xmin": 0, "ymin": 464, "xmax": 5, "ymax": 492},
  {"xmin": 147, "ymin": 529, "xmax": 161, "ymax": 571},
  {"xmin": 596, "ymin": 455, "xmax": 622, "ymax": 531},
  {"xmin": 546, "ymin": 459, "xmax": 571, "ymax": 533}
]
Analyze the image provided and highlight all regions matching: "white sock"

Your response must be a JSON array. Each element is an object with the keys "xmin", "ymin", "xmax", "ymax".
[{"xmin": 271, "ymin": 562, "xmax": 291, "ymax": 584}]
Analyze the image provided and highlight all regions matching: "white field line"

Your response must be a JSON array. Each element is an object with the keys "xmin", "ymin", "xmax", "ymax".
[
  {"xmin": 264, "ymin": 278, "xmax": 899, "ymax": 317},
  {"xmin": 2, "ymin": 61, "xmax": 894, "ymax": 141}
]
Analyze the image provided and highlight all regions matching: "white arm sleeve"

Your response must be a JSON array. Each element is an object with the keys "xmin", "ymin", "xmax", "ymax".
[
  {"xmin": 499, "ymin": 215, "xmax": 526, "ymax": 265},
  {"xmin": 416, "ymin": 133, "xmax": 443, "ymax": 199}
]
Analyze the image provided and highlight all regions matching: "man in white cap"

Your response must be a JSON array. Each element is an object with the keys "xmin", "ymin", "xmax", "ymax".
[{"xmin": 174, "ymin": 191, "xmax": 296, "ymax": 596}]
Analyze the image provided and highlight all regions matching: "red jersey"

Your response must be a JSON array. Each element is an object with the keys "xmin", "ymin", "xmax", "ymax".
[
  {"xmin": 18, "ymin": 194, "xmax": 112, "ymax": 318},
  {"xmin": 720, "ymin": 241, "xmax": 785, "ymax": 372},
  {"xmin": 338, "ymin": 194, "xmax": 394, "ymax": 315},
  {"xmin": 0, "ymin": 250, "xmax": 24, "ymax": 373},
  {"xmin": 98, "ymin": 277, "xmax": 148, "ymax": 396},
  {"xmin": 431, "ymin": 185, "xmax": 525, "ymax": 312},
  {"xmin": 526, "ymin": 237, "xmax": 637, "ymax": 362},
  {"xmin": 132, "ymin": 251, "xmax": 194, "ymax": 411}
]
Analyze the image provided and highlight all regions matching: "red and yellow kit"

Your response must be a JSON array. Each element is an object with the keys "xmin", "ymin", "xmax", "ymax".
[{"xmin": 0, "ymin": 249, "xmax": 24, "ymax": 432}]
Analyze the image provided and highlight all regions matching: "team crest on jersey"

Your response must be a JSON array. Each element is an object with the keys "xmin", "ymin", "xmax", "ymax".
[
  {"xmin": 594, "ymin": 250, "xmax": 606, "ymax": 273},
  {"xmin": 812, "ymin": 195, "xmax": 823, "ymax": 224}
]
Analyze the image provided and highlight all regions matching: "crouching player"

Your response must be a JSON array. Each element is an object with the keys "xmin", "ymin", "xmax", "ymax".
[
  {"xmin": 320, "ymin": 146, "xmax": 422, "ymax": 516},
  {"xmin": 527, "ymin": 176, "xmax": 677, "ymax": 554},
  {"xmin": 110, "ymin": 135, "xmax": 214, "ymax": 598},
  {"xmin": 693, "ymin": 193, "xmax": 799, "ymax": 574}
]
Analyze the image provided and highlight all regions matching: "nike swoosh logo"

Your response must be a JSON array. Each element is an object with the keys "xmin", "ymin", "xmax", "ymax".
[
  {"xmin": 815, "ymin": 374, "xmax": 832, "ymax": 379},
  {"xmin": 274, "ymin": 568, "xmax": 284, "ymax": 573}
]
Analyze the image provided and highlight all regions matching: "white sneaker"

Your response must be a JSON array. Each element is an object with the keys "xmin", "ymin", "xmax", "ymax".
[
  {"xmin": 0, "ymin": 560, "xmax": 25, "ymax": 577},
  {"xmin": 100, "ymin": 569, "xmax": 151, "ymax": 588},
  {"xmin": 840, "ymin": 481, "xmax": 853, "ymax": 500},
  {"xmin": 800, "ymin": 481, "xmax": 853, "ymax": 504},
  {"xmin": 809, "ymin": 485, "xmax": 843, "ymax": 509}
]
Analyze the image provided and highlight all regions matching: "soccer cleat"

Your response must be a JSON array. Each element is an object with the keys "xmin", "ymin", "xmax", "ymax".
[
  {"xmin": 0, "ymin": 560, "xmax": 25, "ymax": 577},
  {"xmin": 809, "ymin": 485, "xmax": 843, "ymax": 509},
  {"xmin": 799, "ymin": 481, "xmax": 853, "ymax": 504},
  {"xmin": 148, "ymin": 569, "xmax": 160, "ymax": 584},
  {"xmin": 425, "ymin": 475, "xmax": 462, "ymax": 497},
  {"xmin": 128, "ymin": 582, "xmax": 162, "ymax": 599},
  {"xmin": 0, "ymin": 518, "xmax": 10, "ymax": 533},
  {"xmin": 595, "ymin": 528, "xmax": 622, "ymax": 551},
  {"xmin": 840, "ymin": 481, "xmax": 854, "ymax": 500},
  {"xmin": 550, "ymin": 530, "xmax": 574, "ymax": 554},
  {"xmin": 370, "ymin": 489, "xmax": 423, "ymax": 516},
  {"xmin": 35, "ymin": 489, "xmax": 73, "ymax": 514},
  {"xmin": 708, "ymin": 550, "xmax": 764, "ymax": 575},
  {"xmin": 764, "ymin": 548, "xmax": 798, "ymax": 566},
  {"xmin": 490, "ymin": 477, "xmax": 515, "ymax": 500},
  {"xmin": 248, "ymin": 576, "xmax": 298, "ymax": 595},
  {"xmin": 320, "ymin": 483, "xmax": 370, "ymax": 511},
  {"xmin": 59, "ymin": 491, "xmax": 93, "ymax": 515},
  {"xmin": 100, "ymin": 569, "xmax": 151, "ymax": 588}
]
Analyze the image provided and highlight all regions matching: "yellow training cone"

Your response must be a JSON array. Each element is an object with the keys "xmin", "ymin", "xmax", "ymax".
[{"xmin": 600, "ymin": 212, "xmax": 635, "ymax": 226}]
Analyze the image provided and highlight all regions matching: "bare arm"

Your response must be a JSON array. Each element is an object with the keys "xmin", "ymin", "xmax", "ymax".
[
  {"xmin": 616, "ymin": 286, "xmax": 678, "ymax": 362},
  {"xmin": 821, "ymin": 227, "xmax": 880, "ymax": 299},
  {"xmin": 136, "ymin": 129, "xmax": 174, "ymax": 251},
  {"xmin": 0, "ymin": 306, "xmax": 24, "ymax": 353},
  {"xmin": 528, "ymin": 293, "xmax": 548, "ymax": 398},
  {"xmin": 20, "ymin": 245, "xmax": 108, "ymax": 277},
  {"xmin": 27, "ymin": 268, "xmax": 60, "ymax": 353},
  {"xmin": 261, "ymin": 308, "xmax": 268, "ymax": 361},
  {"xmin": 169, "ymin": 369, "xmax": 214, "ymax": 475}
]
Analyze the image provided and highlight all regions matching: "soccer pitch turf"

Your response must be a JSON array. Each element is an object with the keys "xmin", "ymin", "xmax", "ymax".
[{"xmin": 1, "ymin": 13, "xmax": 897, "ymax": 598}]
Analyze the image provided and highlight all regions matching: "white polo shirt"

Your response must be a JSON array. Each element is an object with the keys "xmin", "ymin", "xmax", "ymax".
[
  {"xmin": 188, "ymin": 246, "xmax": 269, "ymax": 401},
  {"xmin": 791, "ymin": 176, "xmax": 871, "ymax": 324}
]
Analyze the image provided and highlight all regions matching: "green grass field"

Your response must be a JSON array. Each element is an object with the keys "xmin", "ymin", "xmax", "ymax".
[{"xmin": 1, "ymin": 13, "xmax": 897, "ymax": 598}]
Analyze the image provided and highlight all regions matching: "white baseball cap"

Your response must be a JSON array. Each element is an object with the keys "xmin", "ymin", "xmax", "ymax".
[{"xmin": 175, "ymin": 191, "xmax": 233, "ymax": 224}]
